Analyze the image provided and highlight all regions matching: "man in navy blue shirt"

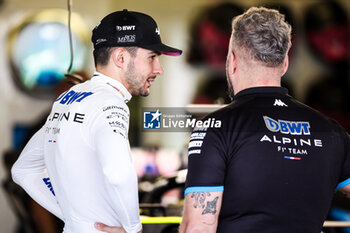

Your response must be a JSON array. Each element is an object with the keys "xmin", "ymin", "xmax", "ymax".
[{"xmin": 180, "ymin": 6, "xmax": 350, "ymax": 233}]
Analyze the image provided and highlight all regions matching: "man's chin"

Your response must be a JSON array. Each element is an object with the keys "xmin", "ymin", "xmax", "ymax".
[
  {"xmin": 131, "ymin": 87, "xmax": 150, "ymax": 97},
  {"xmin": 139, "ymin": 89, "xmax": 150, "ymax": 97}
]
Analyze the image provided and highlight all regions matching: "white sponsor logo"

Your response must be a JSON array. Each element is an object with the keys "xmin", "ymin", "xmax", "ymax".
[
  {"xmin": 117, "ymin": 35, "xmax": 136, "ymax": 43},
  {"xmin": 96, "ymin": 38, "xmax": 107, "ymax": 45},
  {"xmin": 188, "ymin": 149, "xmax": 201, "ymax": 155},
  {"xmin": 155, "ymin": 27, "xmax": 160, "ymax": 35},
  {"xmin": 260, "ymin": 115, "xmax": 323, "ymax": 160},
  {"xmin": 190, "ymin": 132, "xmax": 206, "ymax": 140},
  {"xmin": 188, "ymin": 140, "xmax": 203, "ymax": 149},
  {"xmin": 260, "ymin": 135, "xmax": 322, "ymax": 147},
  {"xmin": 273, "ymin": 99, "xmax": 288, "ymax": 107},
  {"xmin": 116, "ymin": 25, "xmax": 136, "ymax": 31}
]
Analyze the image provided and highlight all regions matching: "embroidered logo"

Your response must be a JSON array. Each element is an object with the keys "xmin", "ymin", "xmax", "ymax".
[
  {"xmin": 116, "ymin": 25, "xmax": 136, "ymax": 31},
  {"xmin": 273, "ymin": 99, "xmax": 288, "ymax": 107},
  {"xmin": 155, "ymin": 27, "xmax": 160, "ymax": 35},
  {"xmin": 117, "ymin": 35, "xmax": 136, "ymax": 43}
]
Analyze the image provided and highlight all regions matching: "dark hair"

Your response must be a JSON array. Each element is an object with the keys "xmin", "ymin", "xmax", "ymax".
[
  {"xmin": 93, "ymin": 46, "xmax": 138, "ymax": 67},
  {"xmin": 231, "ymin": 7, "xmax": 292, "ymax": 67}
]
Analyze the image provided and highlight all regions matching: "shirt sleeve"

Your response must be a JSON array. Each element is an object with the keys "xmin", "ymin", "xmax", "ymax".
[
  {"xmin": 11, "ymin": 126, "xmax": 64, "ymax": 220},
  {"xmin": 185, "ymin": 123, "xmax": 227, "ymax": 196},
  {"xmin": 92, "ymin": 103, "xmax": 142, "ymax": 233},
  {"xmin": 336, "ymin": 130, "xmax": 350, "ymax": 190}
]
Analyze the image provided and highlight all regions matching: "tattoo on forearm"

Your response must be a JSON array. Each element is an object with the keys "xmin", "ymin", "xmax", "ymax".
[
  {"xmin": 191, "ymin": 192, "xmax": 210, "ymax": 209},
  {"xmin": 202, "ymin": 196, "xmax": 218, "ymax": 215},
  {"xmin": 190, "ymin": 192, "xmax": 219, "ymax": 216}
]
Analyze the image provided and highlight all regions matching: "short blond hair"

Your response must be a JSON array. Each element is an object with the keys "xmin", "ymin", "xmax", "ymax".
[{"xmin": 231, "ymin": 7, "xmax": 292, "ymax": 67}]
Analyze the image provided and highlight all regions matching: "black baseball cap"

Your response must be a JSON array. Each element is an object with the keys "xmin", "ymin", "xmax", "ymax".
[{"xmin": 92, "ymin": 9, "xmax": 182, "ymax": 56}]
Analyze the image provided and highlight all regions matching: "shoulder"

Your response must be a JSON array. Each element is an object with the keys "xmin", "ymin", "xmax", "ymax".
[
  {"xmin": 80, "ymin": 80, "xmax": 129, "ymax": 112},
  {"xmin": 202, "ymin": 101, "xmax": 243, "ymax": 124},
  {"xmin": 67, "ymin": 81, "xmax": 130, "ymax": 118},
  {"xmin": 290, "ymin": 98, "xmax": 345, "ymax": 129}
]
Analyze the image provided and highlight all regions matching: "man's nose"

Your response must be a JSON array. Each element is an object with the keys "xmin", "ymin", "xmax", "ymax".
[{"xmin": 154, "ymin": 58, "xmax": 164, "ymax": 75}]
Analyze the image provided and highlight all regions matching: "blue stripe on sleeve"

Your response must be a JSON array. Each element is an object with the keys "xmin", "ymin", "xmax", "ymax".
[
  {"xmin": 184, "ymin": 186, "xmax": 224, "ymax": 196},
  {"xmin": 336, "ymin": 178, "xmax": 350, "ymax": 191}
]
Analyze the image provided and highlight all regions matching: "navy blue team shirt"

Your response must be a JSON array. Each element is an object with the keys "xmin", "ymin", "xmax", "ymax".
[{"xmin": 185, "ymin": 87, "xmax": 350, "ymax": 233}]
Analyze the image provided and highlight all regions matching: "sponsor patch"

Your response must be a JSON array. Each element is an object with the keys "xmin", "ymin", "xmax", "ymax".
[
  {"xmin": 117, "ymin": 35, "xmax": 136, "ymax": 43},
  {"xmin": 263, "ymin": 116, "xmax": 310, "ymax": 135}
]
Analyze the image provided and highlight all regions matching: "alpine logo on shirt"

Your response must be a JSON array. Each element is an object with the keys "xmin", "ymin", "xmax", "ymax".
[
  {"xmin": 260, "ymin": 116, "xmax": 323, "ymax": 160},
  {"xmin": 47, "ymin": 111, "xmax": 85, "ymax": 124}
]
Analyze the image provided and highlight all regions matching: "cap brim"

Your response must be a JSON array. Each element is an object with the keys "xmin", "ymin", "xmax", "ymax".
[{"xmin": 141, "ymin": 43, "xmax": 182, "ymax": 56}]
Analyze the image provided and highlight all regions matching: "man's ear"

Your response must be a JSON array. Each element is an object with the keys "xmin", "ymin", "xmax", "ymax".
[
  {"xmin": 281, "ymin": 55, "xmax": 289, "ymax": 76},
  {"xmin": 228, "ymin": 50, "xmax": 237, "ymax": 77},
  {"xmin": 111, "ymin": 47, "xmax": 127, "ymax": 69}
]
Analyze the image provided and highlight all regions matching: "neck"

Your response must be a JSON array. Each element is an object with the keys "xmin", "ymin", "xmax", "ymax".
[
  {"xmin": 232, "ymin": 65, "xmax": 282, "ymax": 95},
  {"xmin": 233, "ymin": 80, "xmax": 281, "ymax": 95},
  {"xmin": 96, "ymin": 66, "xmax": 129, "ymax": 91}
]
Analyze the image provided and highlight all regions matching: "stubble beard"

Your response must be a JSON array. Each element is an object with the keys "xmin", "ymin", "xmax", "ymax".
[
  {"xmin": 226, "ymin": 58, "xmax": 234, "ymax": 101},
  {"xmin": 227, "ymin": 77, "xmax": 234, "ymax": 101},
  {"xmin": 124, "ymin": 59, "xmax": 150, "ymax": 97}
]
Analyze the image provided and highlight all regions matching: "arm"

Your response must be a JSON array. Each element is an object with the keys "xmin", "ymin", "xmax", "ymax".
[
  {"xmin": 94, "ymin": 223, "xmax": 142, "ymax": 233},
  {"xmin": 336, "ymin": 129, "xmax": 350, "ymax": 197},
  {"xmin": 11, "ymin": 127, "xmax": 63, "ymax": 220},
  {"xmin": 92, "ymin": 104, "xmax": 142, "ymax": 233},
  {"xmin": 339, "ymin": 184, "xmax": 350, "ymax": 198},
  {"xmin": 180, "ymin": 121, "xmax": 227, "ymax": 233},
  {"xmin": 180, "ymin": 191, "xmax": 223, "ymax": 233},
  {"xmin": 29, "ymin": 198, "xmax": 61, "ymax": 233}
]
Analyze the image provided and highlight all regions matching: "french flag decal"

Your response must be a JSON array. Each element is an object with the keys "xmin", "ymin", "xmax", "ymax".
[{"xmin": 284, "ymin": 156, "xmax": 301, "ymax": 160}]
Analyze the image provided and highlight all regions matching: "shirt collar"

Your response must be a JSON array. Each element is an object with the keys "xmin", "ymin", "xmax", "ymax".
[
  {"xmin": 92, "ymin": 72, "xmax": 132, "ymax": 103},
  {"xmin": 234, "ymin": 86, "xmax": 289, "ymax": 99}
]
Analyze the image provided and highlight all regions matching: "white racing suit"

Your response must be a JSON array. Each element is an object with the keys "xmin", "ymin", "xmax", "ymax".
[{"xmin": 12, "ymin": 72, "xmax": 142, "ymax": 233}]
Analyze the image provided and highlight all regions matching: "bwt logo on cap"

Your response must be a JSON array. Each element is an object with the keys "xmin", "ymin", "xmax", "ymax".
[
  {"xmin": 116, "ymin": 25, "xmax": 136, "ymax": 31},
  {"xmin": 143, "ymin": 109, "xmax": 161, "ymax": 129}
]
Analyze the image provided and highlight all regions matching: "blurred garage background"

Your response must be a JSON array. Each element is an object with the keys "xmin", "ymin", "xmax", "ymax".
[{"xmin": 0, "ymin": 0, "xmax": 349, "ymax": 232}]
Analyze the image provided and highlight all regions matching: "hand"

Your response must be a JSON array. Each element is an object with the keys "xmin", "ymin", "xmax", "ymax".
[{"xmin": 94, "ymin": 223, "xmax": 127, "ymax": 233}]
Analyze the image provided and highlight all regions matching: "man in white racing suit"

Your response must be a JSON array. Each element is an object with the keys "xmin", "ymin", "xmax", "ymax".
[{"xmin": 11, "ymin": 9, "xmax": 181, "ymax": 233}]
